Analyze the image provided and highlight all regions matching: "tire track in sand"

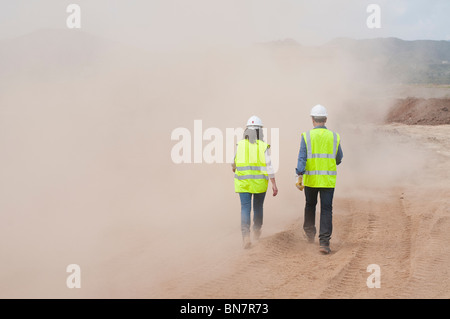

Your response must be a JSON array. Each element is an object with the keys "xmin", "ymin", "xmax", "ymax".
[
  {"xmin": 318, "ymin": 191, "xmax": 413, "ymax": 298},
  {"xmin": 164, "ymin": 198, "xmax": 360, "ymax": 299},
  {"xmin": 184, "ymin": 224, "xmax": 303, "ymax": 298},
  {"xmin": 396, "ymin": 214, "xmax": 450, "ymax": 298},
  {"xmin": 317, "ymin": 199, "xmax": 378, "ymax": 298},
  {"xmin": 157, "ymin": 190, "xmax": 448, "ymax": 299}
]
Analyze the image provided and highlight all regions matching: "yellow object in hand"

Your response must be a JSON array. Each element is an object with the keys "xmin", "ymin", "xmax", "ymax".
[{"xmin": 296, "ymin": 176, "xmax": 304, "ymax": 191}]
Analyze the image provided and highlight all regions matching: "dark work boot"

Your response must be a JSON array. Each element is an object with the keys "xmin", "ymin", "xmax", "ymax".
[{"xmin": 319, "ymin": 245, "xmax": 331, "ymax": 254}]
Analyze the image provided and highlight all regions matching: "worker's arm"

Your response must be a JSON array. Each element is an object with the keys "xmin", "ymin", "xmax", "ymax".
[
  {"xmin": 336, "ymin": 143, "xmax": 343, "ymax": 165},
  {"xmin": 270, "ymin": 177, "xmax": 278, "ymax": 196},
  {"xmin": 265, "ymin": 149, "xmax": 278, "ymax": 196},
  {"xmin": 231, "ymin": 144, "xmax": 237, "ymax": 172},
  {"xmin": 296, "ymin": 135, "xmax": 307, "ymax": 175}
]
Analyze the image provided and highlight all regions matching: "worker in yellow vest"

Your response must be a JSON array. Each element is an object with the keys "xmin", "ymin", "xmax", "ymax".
[
  {"xmin": 295, "ymin": 105, "xmax": 343, "ymax": 254},
  {"xmin": 232, "ymin": 116, "xmax": 278, "ymax": 249}
]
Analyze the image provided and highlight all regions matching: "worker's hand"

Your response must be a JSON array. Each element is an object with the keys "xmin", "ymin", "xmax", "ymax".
[
  {"xmin": 295, "ymin": 175, "xmax": 304, "ymax": 191},
  {"xmin": 272, "ymin": 184, "xmax": 278, "ymax": 197}
]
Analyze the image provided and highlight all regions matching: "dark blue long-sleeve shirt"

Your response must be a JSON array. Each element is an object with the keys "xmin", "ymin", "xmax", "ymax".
[{"xmin": 296, "ymin": 126, "xmax": 343, "ymax": 175}]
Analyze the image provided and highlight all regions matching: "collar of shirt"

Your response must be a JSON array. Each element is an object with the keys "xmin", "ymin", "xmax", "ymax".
[{"xmin": 314, "ymin": 125, "xmax": 327, "ymax": 129}]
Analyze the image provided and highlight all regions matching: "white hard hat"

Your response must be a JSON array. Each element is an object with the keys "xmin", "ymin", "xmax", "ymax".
[
  {"xmin": 310, "ymin": 104, "xmax": 328, "ymax": 117},
  {"xmin": 246, "ymin": 115, "xmax": 263, "ymax": 128}
]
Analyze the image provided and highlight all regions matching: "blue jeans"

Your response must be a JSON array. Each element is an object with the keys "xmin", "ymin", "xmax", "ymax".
[
  {"xmin": 303, "ymin": 186, "xmax": 335, "ymax": 246},
  {"xmin": 239, "ymin": 192, "xmax": 266, "ymax": 237}
]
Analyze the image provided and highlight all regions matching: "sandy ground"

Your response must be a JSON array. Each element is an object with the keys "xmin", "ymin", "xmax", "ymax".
[{"xmin": 152, "ymin": 124, "xmax": 450, "ymax": 299}]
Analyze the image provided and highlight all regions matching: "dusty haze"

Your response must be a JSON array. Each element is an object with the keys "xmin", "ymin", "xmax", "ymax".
[{"xmin": 0, "ymin": 26, "xmax": 442, "ymax": 298}]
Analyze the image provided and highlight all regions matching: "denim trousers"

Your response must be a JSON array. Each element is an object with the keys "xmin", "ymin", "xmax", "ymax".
[
  {"xmin": 303, "ymin": 186, "xmax": 335, "ymax": 246},
  {"xmin": 239, "ymin": 192, "xmax": 266, "ymax": 237}
]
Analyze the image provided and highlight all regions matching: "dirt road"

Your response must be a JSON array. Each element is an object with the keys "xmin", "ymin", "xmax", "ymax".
[{"xmin": 155, "ymin": 124, "xmax": 450, "ymax": 299}]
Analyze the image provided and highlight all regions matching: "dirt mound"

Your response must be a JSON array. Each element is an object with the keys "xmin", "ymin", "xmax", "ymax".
[{"xmin": 385, "ymin": 97, "xmax": 450, "ymax": 125}]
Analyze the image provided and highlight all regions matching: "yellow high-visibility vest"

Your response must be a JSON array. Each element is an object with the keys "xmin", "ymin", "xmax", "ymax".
[
  {"xmin": 234, "ymin": 139, "xmax": 269, "ymax": 193},
  {"xmin": 302, "ymin": 128, "xmax": 340, "ymax": 188}
]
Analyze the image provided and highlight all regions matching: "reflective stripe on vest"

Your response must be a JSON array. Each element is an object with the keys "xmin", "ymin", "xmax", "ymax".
[
  {"xmin": 234, "ymin": 174, "xmax": 269, "ymax": 180},
  {"xmin": 235, "ymin": 166, "xmax": 267, "ymax": 172},
  {"xmin": 303, "ymin": 129, "xmax": 340, "ymax": 188},
  {"xmin": 234, "ymin": 139, "xmax": 269, "ymax": 193},
  {"xmin": 304, "ymin": 170, "xmax": 337, "ymax": 176}
]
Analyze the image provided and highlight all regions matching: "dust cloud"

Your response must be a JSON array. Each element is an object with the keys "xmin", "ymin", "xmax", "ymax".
[{"xmin": 0, "ymin": 28, "xmax": 429, "ymax": 298}]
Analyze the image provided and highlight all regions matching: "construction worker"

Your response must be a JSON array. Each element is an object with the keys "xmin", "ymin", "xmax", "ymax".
[
  {"xmin": 232, "ymin": 116, "xmax": 278, "ymax": 249},
  {"xmin": 295, "ymin": 105, "xmax": 343, "ymax": 254}
]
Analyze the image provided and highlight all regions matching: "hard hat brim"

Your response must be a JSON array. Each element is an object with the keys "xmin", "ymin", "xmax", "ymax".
[{"xmin": 246, "ymin": 125, "xmax": 263, "ymax": 129}]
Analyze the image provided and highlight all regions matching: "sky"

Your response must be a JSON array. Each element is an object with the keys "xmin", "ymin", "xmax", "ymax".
[{"xmin": 0, "ymin": 0, "xmax": 449, "ymax": 49}]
